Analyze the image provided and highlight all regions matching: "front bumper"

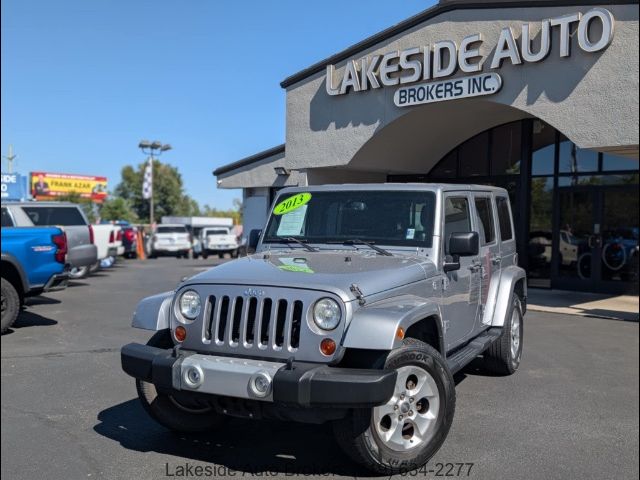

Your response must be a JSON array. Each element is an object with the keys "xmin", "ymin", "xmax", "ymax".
[{"xmin": 121, "ymin": 343, "xmax": 396, "ymax": 408}]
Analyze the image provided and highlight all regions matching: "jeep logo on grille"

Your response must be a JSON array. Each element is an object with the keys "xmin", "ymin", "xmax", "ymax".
[{"xmin": 244, "ymin": 288, "xmax": 265, "ymax": 297}]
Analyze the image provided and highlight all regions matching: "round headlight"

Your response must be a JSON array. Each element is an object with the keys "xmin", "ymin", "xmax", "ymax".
[
  {"xmin": 179, "ymin": 290, "xmax": 201, "ymax": 320},
  {"xmin": 313, "ymin": 298, "xmax": 341, "ymax": 331}
]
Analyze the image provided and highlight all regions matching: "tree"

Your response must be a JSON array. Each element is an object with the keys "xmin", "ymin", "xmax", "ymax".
[
  {"xmin": 114, "ymin": 159, "xmax": 200, "ymax": 223},
  {"xmin": 200, "ymin": 198, "xmax": 242, "ymax": 225},
  {"xmin": 99, "ymin": 197, "xmax": 138, "ymax": 223}
]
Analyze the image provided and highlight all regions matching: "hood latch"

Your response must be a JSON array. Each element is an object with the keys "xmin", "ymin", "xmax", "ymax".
[{"xmin": 350, "ymin": 283, "xmax": 366, "ymax": 306}]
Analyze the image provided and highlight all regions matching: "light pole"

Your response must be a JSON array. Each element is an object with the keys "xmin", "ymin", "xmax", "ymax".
[{"xmin": 138, "ymin": 140, "xmax": 172, "ymax": 226}]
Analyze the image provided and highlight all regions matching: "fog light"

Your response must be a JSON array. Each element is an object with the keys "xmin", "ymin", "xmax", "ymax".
[
  {"xmin": 249, "ymin": 371, "xmax": 272, "ymax": 398},
  {"xmin": 320, "ymin": 338, "xmax": 336, "ymax": 356},
  {"xmin": 183, "ymin": 365, "xmax": 204, "ymax": 388},
  {"xmin": 174, "ymin": 326, "xmax": 187, "ymax": 342}
]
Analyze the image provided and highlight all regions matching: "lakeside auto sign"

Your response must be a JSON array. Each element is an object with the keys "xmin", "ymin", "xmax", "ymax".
[
  {"xmin": 325, "ymin": 8, "xmax": 615, "ymax": 107},
  {"xmin": 1, "ymin": 173, "xmax": 28, "ymax": 201},
  {"xmin": 31, "ymin": 171, "xmax": 108, "ymax": 202}
]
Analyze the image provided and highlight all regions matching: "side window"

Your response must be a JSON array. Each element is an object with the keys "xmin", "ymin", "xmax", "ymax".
[
  {"xmin": 496, "ymin": 196, "xmax": 514, "ymax": 241},
  {"xmin": 474, "ymin": 197, "xmax": 496, "ymax": 245},
  {"xmin": 21, "ymin": 207, "xmax": 85, "ymax": 226},
  {"xmin": 1, "ymin": 207, "xmax": 14, "ymax": 227},
  {"xmin": 444, "ymin": 196, "xmax": 471, "ymax": 254}
]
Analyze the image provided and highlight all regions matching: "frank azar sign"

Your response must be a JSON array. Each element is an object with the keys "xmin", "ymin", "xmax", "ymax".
[{"xmin": 325, "ymin": 8, "xmax": 615, "ymax": 107}]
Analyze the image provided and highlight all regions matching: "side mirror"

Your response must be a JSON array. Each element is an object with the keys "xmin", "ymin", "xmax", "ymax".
[
  {"xmin": 248, "ymin": 229, "xmax": 262, "ymax": 252},
  {"xmin": 443, "ymin": 232, "xmax": 479, "ymax": 273},
  {"xmin": 449, "ymin": 231, "xmax": 479, "ymax": 257}
]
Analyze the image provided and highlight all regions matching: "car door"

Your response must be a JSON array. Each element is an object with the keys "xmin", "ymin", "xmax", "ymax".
[
  {"xmin": 471, "ymin": 193, "xmax": 501, "ymax": 333},
  {"xmin": 441, "ymin": 193, "xmax": 481, "ymax": 350}
]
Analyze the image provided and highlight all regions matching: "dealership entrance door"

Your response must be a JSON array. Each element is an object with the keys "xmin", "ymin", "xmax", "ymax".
[{"xmin": 553, "ymin": 185, "xmax": 639, "ymax": 294}]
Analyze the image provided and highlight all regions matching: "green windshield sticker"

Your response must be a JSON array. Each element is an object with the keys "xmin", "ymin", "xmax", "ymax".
[
  {"xmin": 278, "ymin": 265, "xmax": 315, "ymax": 274},
  {"xmin": 273, "ymin": 192, "xmax": 312, "ymax": 215}
]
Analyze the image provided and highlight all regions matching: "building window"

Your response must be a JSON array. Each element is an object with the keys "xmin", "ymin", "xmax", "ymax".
[
  {"xmin": 558, "ymin": 136, "xmax": 598, "ymax": 174},
  {"xmin": 491, "ymin": 122, "xmax": 521, "ymax": 175},
  {"xmin": 531, "ymin": 120, "xmax": 556, "ymax": 175},
  {"xmin": 602, "ymin": 153, "xmax": 638, "ymax": 172},
  {"xmin": 429, "ymin": 150, "xmax": 457, "ymax": 178},
  {"xmin": 459, "ymin": 131, "xmax": 489, "ymax": 177}
]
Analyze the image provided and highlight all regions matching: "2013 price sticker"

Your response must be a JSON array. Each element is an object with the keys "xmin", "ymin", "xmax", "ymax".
[{"xmin": 273, "ymin": 192, "xmax": 312, "ymax": 215}]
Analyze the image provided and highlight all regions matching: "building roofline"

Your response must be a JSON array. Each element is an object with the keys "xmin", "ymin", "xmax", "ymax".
[
  {"xmin": 213, "ymin": 144, "xmax": 285, "ymax": 177},
  {"xmin": 280, "ymin": 0, "xmax": 638, "ymax": 89}
]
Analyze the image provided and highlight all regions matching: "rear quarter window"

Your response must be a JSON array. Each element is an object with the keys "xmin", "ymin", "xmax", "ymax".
[
  {"xmin": 496, "ymin": 196, "xmax": 514, "ymax": 241},
  {"xmin": 21, "ymin": 206, "xmax": 86, "ymax": 226},
  {"xmin": 1, "ymin": 207, "xmax": 14, "ymax": 227}
]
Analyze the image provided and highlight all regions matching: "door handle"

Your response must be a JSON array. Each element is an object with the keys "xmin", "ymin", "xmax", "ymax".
[
  {"xmin": 491, "ymin": 256, "xmax": 502, "ymax": 266},
  {"xmin": 469, "ymin": 261, "xmax": 482, "ymax": 272}
]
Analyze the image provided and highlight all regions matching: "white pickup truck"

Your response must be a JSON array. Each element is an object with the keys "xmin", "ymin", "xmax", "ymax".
[
  {"xmin": 91, "ymin": 224, "xmax": 124, "ymax": 269},
  {"xmin": 199, "ymin": 226, "xmax": 239, "ymax": 259}
]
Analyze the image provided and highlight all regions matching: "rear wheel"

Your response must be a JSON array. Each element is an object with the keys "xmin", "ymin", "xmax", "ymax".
[
  {"xmin": 334, "ymin": 339, "xmax": 455, "ymax": 474},
  {"xmin": 135, "ymin": 330, "xmax": 224, "ymax": 432},
  {"xmin": 1, "ymin": 278, "xmax": 20, "ymax": 334},
  {"xmin": 483, "ymin": 295, "xmax": 523, "ymax": 375}
]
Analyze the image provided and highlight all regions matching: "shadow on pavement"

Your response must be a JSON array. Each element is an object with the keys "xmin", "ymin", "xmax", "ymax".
[
  {"xmin": 13, "ymin": 311, "xmax": 58, "ymax": 330},
  {"xmin": 24, "ymin": 295, "xmax": 61, "ymax": 306},
  {"xmin": 94, "ymin": 399, "xmax": 365, "ymax": 477}
]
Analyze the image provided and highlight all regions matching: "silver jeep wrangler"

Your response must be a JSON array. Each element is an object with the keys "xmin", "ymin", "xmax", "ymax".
[{"xmin": 121, "ymin": 184, "xmax": 526, "ymax": 473}]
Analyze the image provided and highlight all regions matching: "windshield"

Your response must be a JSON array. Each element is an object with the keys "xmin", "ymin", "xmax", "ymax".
[
  {"xmin": 156, "ymin": 226, "xmax": 187, "ymax": 234},
  {"xmin": 264, "ymin": 190, "xmax": 436, "ymax": 248},
  {"xmin": 206, "ymin": 229, "xmax": 230, "ymax": 235}
]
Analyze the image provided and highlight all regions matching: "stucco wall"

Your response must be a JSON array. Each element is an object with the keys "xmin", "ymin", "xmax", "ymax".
[
  {"xmin": 284, "ymin": 3, "xmax": 639, "ymax": 174},
  {"xmin": 217, "ymin": 148, "xmax": 304, "ymax": 189}
]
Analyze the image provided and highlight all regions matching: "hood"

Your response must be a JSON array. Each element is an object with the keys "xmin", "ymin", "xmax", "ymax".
[{"xmin": 187, "ymin": 250, "xmax": 437, "ymax": 302}]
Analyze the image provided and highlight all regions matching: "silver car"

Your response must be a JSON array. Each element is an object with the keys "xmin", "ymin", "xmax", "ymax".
[{"xmin": 121, "ymin": 184, "xmax": 526, "ymax": 473}]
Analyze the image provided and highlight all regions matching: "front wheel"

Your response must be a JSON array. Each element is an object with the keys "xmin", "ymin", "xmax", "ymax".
[
  {"xmin": 334, "ymin": 339, "xmax": 455, "ymax": 474},
  {"xmin": 136, "ymin": 330, "xmax": 224, "ymax": 432}
]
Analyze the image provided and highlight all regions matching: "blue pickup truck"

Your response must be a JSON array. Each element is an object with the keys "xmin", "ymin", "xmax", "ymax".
[{"xmin": 1, "ymin": 226, "xmax": 69, "ymax": 334}]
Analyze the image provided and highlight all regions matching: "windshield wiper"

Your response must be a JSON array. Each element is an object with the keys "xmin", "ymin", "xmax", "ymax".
[
  {"xmin": 270, "ymin": 237, "xmax": 318, "ymax": 252},
  {"xmin": 329, "ymin": 239, "xmax": 393, "ymax": 256}
]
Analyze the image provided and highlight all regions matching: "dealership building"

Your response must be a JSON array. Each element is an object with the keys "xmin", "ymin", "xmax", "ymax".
[{"xmin": 214, "ymin": 0, "xmax": 639, "ymax": 294}]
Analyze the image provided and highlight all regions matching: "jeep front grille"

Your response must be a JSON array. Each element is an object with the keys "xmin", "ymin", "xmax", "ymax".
[{"xmin": 204, "ymin": 295, "xmax": 303, "ymax": 352}]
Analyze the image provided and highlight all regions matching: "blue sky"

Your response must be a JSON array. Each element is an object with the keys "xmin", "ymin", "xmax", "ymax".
[{"xmin": 1, "ymin": 0, "xmax": 434, "ymax": 209}]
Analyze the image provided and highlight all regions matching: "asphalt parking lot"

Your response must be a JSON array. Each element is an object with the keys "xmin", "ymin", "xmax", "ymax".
[{"xmin": 1, "ymin": 258, "xmax": 638, "ymax": 480}]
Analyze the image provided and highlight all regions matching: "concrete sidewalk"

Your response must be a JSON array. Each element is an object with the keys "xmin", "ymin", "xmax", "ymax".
[{"xmin": 528, "ymin": 288, "xmax": 639, "ymax": 321}]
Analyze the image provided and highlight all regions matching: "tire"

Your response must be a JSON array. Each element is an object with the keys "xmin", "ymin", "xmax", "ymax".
[
  {"xmin": 202, "ymin": 253, "xmax": 209, "ymax": 260},
  {"xmin": 334, "ymin": 338, "xmax": 455, "ymax": 474},
  {"xmin": 1, "ymin": 278, "xmax": 20, "ymax": 334},
  {"xmin": 69, "ymin": 265, "xmax": 89, "ymax": 279},
  {"xmin": 483, "ymin": 295, "xmax": 523, "ymax": 375},
  {"xmin": 135, "ymin": 330, "xmax": 224, "ymax": 433}
]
